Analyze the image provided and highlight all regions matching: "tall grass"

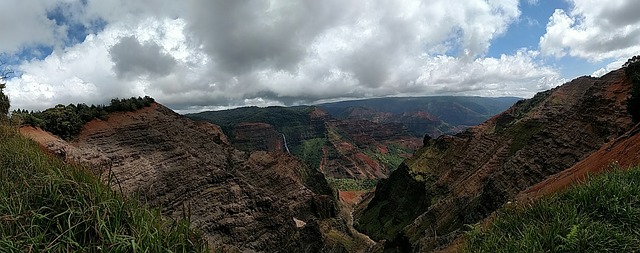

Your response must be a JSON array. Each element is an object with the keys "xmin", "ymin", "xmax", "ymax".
[
  {"xmin": 463, "ymin": 166, "xmax": 640, "ymax": 252},
  {"xmin": 0, "ymin": 125, "xmax": 208, "ymax": 252}
]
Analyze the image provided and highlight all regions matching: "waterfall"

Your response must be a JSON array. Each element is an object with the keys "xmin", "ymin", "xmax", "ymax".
[{"xmin": 282, "ymin": 134, "xmax": 290, "ymax": 154}]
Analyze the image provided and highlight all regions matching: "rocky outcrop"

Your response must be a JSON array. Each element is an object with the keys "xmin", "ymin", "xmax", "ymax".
[
  {"xmin": 355, "ymin": 69, "xmax": 635, "ymax": 252},
  {"xmin": 22, "ymin": 103, "xmax": 359, "ymax": 252}
]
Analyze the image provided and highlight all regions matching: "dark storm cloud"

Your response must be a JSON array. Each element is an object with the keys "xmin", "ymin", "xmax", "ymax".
[
  {"xmin": 600, "ymin": 1, "xmax": 640, "ymax": 28},
  {"xmin": 184, "ymin": 0, "xmax": 350, "ymax": 74},
  {"xmin": 110, "ymin": 36, "xmax": 176, "ymax": 79}
]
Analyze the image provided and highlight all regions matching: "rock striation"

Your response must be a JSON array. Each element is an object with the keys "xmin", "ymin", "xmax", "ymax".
[
  {"xmin": 22, "ymin": 103, "xmax": 358, "ymax": 252},
  {"xmin": 232, "ymin": 122, "xmax": 284, "ymax": 152},
  {"xmin": 355, "ymin": 69, "xmax": 635, "ymax": 252}
]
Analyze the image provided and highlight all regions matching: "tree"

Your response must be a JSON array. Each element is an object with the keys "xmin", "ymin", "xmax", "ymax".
[
  {"xmin": 0, "ymin": 63, "xmax": 11, "ymax": 118},
  {"xmin": 0, "ymin": 83, "xmax": 9, "ymax": 117},
  {"xmin": 624, "ymin": 55, "xmax": 640, "ymax": 122}
]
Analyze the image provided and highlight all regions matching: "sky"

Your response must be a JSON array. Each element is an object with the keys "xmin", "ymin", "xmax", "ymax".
[{"xmin": 1, "ymin": 0, "xmax": 639, "ymax": 113}]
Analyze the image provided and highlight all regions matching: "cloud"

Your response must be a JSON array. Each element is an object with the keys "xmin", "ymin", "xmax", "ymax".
[
  {"xmin": 6, "ymin": 18, "xmax": 196, "ymax": 110},
  {"xmin": 0, "ymin": 1, "xmax": 62, "ymax": 54},
  {"xmin": 539, "ymin": 0, "xmax": 640, "ymax": 61},
  {"xmin": 110, "ymin": 36, "xmax": 177, "ymax": 79},
  {"xmin": 6, "ymin": 0, "xmax": 568, "ymax": 113},
  {"xmin": 592, "ymin": 59, "xmax": 626, "ymax": 77},
  {"xmin": 183, "ymin": 0, "xmax": 380, "ymax": 75}
]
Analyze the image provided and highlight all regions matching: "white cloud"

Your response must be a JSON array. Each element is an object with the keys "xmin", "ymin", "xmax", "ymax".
[
  {"xmin": 540, "ymin": 0, "xmax": 640, "ymax": 61},
  {"xmin": 6, "ymin": 18, "xmax": 199, "ymax": 110},
  {"xmin": 592, "ymin": 59, "xmax": 626, "ymax": 77},
  {"xmin": 6, "ymin": 0, "xmax": 567, "ymax": 112},
  {"xmin": 0, "ymin": 1, "xmax": 62, "ymax": 53}
]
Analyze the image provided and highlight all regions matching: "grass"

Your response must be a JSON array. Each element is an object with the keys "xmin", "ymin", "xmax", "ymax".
[
  {"xmin": 0, "ymin": 124, "xmax": 208, "ymax": 252},
  {"xmin": 463, "ymin": 165, "xmax": 640, "ymax": 252}
]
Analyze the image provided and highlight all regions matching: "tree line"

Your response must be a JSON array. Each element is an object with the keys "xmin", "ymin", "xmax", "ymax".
[
  {"xmin": 12, "ymin": 96, "xmax": 155, "ymax": 140},
  {"xmin": 624, "ymin": 55, "xmax": 640, "ymax": 123}
]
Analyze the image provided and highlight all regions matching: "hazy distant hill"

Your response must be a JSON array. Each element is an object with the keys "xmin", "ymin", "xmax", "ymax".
[{"xmin": 318, "ymin": 96, "xmax": 521, "ymax": 137}]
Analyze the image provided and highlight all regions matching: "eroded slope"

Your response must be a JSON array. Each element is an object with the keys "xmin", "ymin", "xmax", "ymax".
[
  {"xmin": 355, "ymin": 69, "xmax": 634, "ymax": 252},
  {"xmin": 22, "ymin": 103, "xmax": 358, "ymax": 252}
]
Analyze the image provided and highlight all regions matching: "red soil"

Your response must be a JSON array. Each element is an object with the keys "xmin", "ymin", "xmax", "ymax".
[
  {"xmin": 78, "ymin": 103, "xmax": 160, "ymax": 141},
  {"xmin": 354, "ymin": 152, "xmax": 381, "ymax": 169},
  {"xmin": 319, "ymin": 146, "xmax": 328, "ymax": 173},
  {"xmin": 339, "ymin": 190, "xmax": 368, "ymax": 207},
  {"xmin": 377, "ymin": 145, "xmax": 389, "ymax": 154},
  {"xmin": 19, "ymin": 126, "xmax": 61, "ymax": 144}
]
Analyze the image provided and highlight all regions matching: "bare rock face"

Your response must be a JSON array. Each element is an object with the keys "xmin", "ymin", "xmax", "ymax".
[
  {"xmin": 23, "ymin": 103, "xmax": 354, "ymax": 252},
  {"xmin": 355, "ymin": 69, "xmax": 635, "ymax": 252},
  {"xmin": 232, "ymin": 122, "xmax": 284, "ymax": 152}
]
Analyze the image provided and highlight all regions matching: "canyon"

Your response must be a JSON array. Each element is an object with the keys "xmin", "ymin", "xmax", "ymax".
[{"xmin": 16, "ymin": 65, "xmax": 640, "ymax": 252}]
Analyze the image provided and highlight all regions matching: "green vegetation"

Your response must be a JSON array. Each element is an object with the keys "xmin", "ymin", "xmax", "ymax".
[
  {"xmin": 13, "ymin": 96, "xmax": 155, "ymax": 140},
  {"xmin": 186, "ymin": 106, "xmax": 313, "ymax": 140},
  {"xmin": 327, "ymin": 178, "xmax": 378, "ymax": 191},
  {"xmin": 0, "ymin": 124, "xmax": 207, "ymax": 252},
  {"xmin": 0, "ymin": 66, "xmax": 10, "ymax": 118},
  {"xmin": 292, "ymin": 138, "xmax": 326, "ymax": 170},
  {"xmin": 0, "ymin": 83, "xmax": 8, "ymax": 118},
  {"xmin": 363, "ymin": 145, "xmax": 410, "ymax": 172},
  {"xmin": 324, "ymin": 229, "xmax": 358, "ymax": 252},
  {"xmin": 624, "ymin": 55, "xmax": 640, "ymax": 122},
  {"xmin": 506, "ymin": 120, "xmax": 544, "ymax": 156},
  {"xmin": 463, "ymin": 166, "xmax": 640, "ymax": 252},
  {"xmin": 354, "ymin": 165, "xmax": 430, "ymax": 242}
]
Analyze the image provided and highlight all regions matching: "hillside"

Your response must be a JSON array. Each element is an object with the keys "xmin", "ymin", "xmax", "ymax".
[
  {"xmin": 517, "ymin": 123, "xmax": 640, "ymax": 202},
  {"xmin": 21, "ymin": 103, "xmax": 366, "ymax": 252},
  {"xmin": 463, "ymin": 165, "xmax": 640, "ymax": 252},
  {"xmin": 0, "ymin": 124, "xmax": 206, "ymax": 252},
  {"xmin": 355, "ymin": 69, "xmax": 635, "ymax": 252}
]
